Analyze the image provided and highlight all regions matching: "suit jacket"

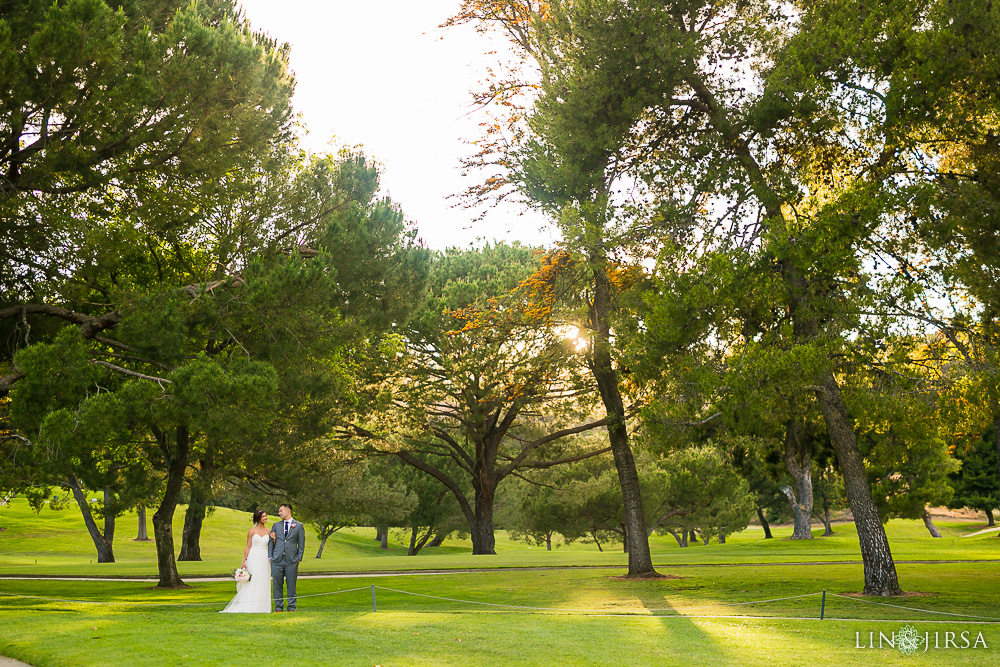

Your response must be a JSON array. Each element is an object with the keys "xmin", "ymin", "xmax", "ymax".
[{"xmin": 268, "ymin": 518, "xmax": 305, "ymax": 563}]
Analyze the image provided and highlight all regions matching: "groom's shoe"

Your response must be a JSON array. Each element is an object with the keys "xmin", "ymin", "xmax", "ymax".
[{"xmin": 275, "ymin": 608, "xmax": 283, "ymax": 612}]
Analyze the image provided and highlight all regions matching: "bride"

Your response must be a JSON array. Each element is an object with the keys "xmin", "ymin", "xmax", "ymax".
[{"xmin": 220, "ymin": 510, "xmax": 272, "ymax": 613}]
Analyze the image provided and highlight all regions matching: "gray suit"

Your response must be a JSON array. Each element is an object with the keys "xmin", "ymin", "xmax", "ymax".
[{"xmin": 268, "ymin": 518, "xmax": 305, "ymax": 610}]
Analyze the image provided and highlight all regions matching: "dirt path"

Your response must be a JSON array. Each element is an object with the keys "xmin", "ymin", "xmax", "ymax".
[
  {"xmin": 0, "ymin": 657, "xmax": 31, "ymax": 667},
  {"xmin": 2, "ymin": 559, "xmax": 999, "ymax": 583}
]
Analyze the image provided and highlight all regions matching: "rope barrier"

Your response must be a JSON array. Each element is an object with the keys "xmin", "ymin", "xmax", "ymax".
[
  {"xmin": 2, "ymin": 585, "xmax": 999, "ymax": 623},
  {"xmin": 646, "ymin": 591, "xmax": 824, "ymax": 612},
  {"xmin": 286, "ymin": 586, "xmax": 371, "ymax": 600},
  {"xmin": 825, "ymin": 593, "xmax": 1000, "ymax": 622}
]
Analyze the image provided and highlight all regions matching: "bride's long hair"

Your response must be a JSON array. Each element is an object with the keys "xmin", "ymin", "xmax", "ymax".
[{"xmin": 252, "ymin": 510, "xmax": 266, "ymax": 525}]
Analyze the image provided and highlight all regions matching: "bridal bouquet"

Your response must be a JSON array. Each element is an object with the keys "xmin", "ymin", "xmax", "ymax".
[{"xmin": 233, "ymin": 566, "xmax": 252, "ymax": 583}]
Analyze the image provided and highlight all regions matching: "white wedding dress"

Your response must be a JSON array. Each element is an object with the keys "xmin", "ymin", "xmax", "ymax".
[{"xmin": 220, "ymin": 533, "xmax": 272, "ymax": 613}]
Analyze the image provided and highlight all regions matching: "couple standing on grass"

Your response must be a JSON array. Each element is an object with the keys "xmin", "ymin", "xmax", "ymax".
[{"xmin": 220, "ymin": 503, "xmax": 306, "ymax": 614}]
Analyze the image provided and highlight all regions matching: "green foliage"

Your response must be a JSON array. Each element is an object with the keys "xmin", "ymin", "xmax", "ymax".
[
  {"xmin": 8, "ymin": 329, "xmax": 99, "ymax": 434},
  {"xmin": 294, "ymin": 457, "xmax": 417, "ymax": 550},
  {"xmin": 0, "ymin": 0, "xmax": 295, "ymax": 294},
  {"xmin": 380, "ymin": 459, "xmax": 464, "ymax": 533},
  {"xmin": 947, "ymin": 429, "xmax": 1000, "ymax": 518},
  {"xmin": 650, "ymin": 446, "xmax": 755, "ymax": 543},
  {"xmin": 850, "ymin": 371, "xmax": 959, "ymax": 522},
  {"xmin": 351, "ymin": 243, "xmax": 603, "ymax": 552},
  {"xmin": 506, "ymin": 452, "xmax": 615, "ymax": 549}
]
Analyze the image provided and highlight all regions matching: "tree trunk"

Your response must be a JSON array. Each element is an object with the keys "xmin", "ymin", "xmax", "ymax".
[
  {"xmin": 701, "ymin": 531, "xmax": 711, "ymax": 545},
  {"xmin": 592, "ymin": 530, "xmax": 604, "ymax": 552},
  {"xmin": 545, "ymin": 532, "xmax": 552, "ymax": 551},
  {"xmin": 781, "ymin": 418, "xmax": 814, "ymax": 539},
  {"xmin": 152, "ymin": 426, "xmax": 191, "ymax": 589},
  {"xmin": 408, "ymin": 525, "xmax": 435, "ymax": 556},
  {"xmin": 688, "ymin": 529, "xmax": 698, "ymax": 544},
  {"xmin": 667, "ymin": 528, "xmax": 687, "ymax": 547},
  {"xmin": 921, "ymin": 509, "xmax": 942, "ymax": 538},
  {"xmin": 179, "ymin": 457, "xmax": 215, "ymax": 561},
  {"xmin": 589, "ymin": 258, "xmax": 659, "ymax": 578},
  {"xmin": 378, "ymin": 524, "xmax": 389, "ymax": 549},
  {"xmin": 67, "ymin": 476, "xmax": 115, "ymax": 563},
  {"xmin": 621, "ymin": 522, "xmax": 629, "ymax": 553},
  {"xmin": 822, "ymin": 502, "xmax": 834, "ymax": 536},
  {"xmin": 756, "ymin": 506, "xmax": 773, "ymax": 539},
  {"xmin": 316, "ymin": 532, "xmax": 331, "ymax": 558},
  {"xmin": 315, "ymin": 525, "xmax": 341, "ymax": 558},
  {"xmin": 177, "ymin": 488, "xmax": 208, "ymax": 561},
  {"xmin": 719, "ymin": 531, "xmax": 726, "ymax": 544},
  {"xmin": 986, "ymin": 510, "xmax": 996, "ymax": 527},
  {"xmin": 816, "ymin": 373, "xmax": 901, "ymax": 595},
  {"xmin": 468, "ymin": 446, "xmax": 500, "ymax": 555},
  {"xmin": 134, "ymin": 505, "xmax": 150, "ymax": 541},
  {"xmin": 471, "ymin": 491, "xmax": 497, "ymax": 555},
  {"xmin": 427, "ymin": 528, "xmax": 449, "ymax": 547}
]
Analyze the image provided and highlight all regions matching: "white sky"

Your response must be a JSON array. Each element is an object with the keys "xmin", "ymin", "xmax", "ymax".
[{"xmin": 237, "ymin": 0, "xmax": 555, "ymax": 251}]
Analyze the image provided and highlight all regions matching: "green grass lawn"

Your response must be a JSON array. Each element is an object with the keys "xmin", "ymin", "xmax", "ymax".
[
  {"xmin": 1, "ymin": 566, "xmax": 998, "ymax": 666},
  {"xmin": 1, "ymin": 498, "xmax": 997, "ymax": 578},
  {"xmin": 1, "ymin": 498, "xmax": 998, "ymax": 665}
]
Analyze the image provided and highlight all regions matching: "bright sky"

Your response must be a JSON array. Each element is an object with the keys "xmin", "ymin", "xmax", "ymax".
[{"xmin": 237, "ymin": 0, "xmax": 555, "ymax": 251}]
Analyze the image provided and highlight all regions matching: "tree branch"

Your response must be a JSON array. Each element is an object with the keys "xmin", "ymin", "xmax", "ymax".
[
  {"xmin": 0, "ymin": 304, "xmax": 121, "ymax": 338},
  {"xmin": 89, "ymin": 350, "xmax": 171, "ymax": 371},
  {"xmin": 395, "ymin": 450, "xmax": 476, "ymax": 528},
  {"xmin": 429, "ymin": 426, "xmax": 475, "ymax": 471},
  {"xmin": 502, "ymin": 445, "xmax": 613, "ymax": 473},
  {"xmin": 0, "ymin": 369, "xmax": 26, "ymax": 396},
  {"xmin": 91, "ymin": 360, "xmax": 172, "ymax": 385},
  {"xmin": 497, "ymin": 416, "xmax": 609, "ymax": 477}
]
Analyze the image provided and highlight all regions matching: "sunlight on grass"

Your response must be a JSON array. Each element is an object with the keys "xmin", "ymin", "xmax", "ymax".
[
  {"xmin": 694, "ymin": 618, "xmax": 822, "ymax": 660},
  {"xmin": 3, "ymin": 498, "xmax": 1000, "ymax": 665}
]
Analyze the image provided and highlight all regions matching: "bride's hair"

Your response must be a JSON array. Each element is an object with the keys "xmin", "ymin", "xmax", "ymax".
[{"xmin": 252, "ymin": 510, "xmax": 266, "ymax": 525}]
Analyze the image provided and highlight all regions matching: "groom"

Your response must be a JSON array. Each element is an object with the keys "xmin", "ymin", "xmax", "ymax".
[{"xmin": 268, "ymin": 503, "xmax": 305, "ymax": 612}]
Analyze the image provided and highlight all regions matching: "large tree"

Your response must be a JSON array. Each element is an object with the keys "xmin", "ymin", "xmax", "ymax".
[
  {"xmin": 0, "ymin": 0, "xmax": 429, "ymax": 579},
  {"xmin": 344, "ymin": 244, "xmax": 610, "ymax": 554},
  {"xmin": 0, "ymin": 0, "xmax": 294, "ymax": 296},
  {"xmin": 451, "ymin": 0, "xmax": 1000, "ymax": 594},
  {"xmin": 448, "ymin": 0, "xmax": 671, "ymax": 578},
  {"xmin": 905, "ymin": 3, "xmax": 1000, "ymax": 533},
  {"xmin": 6, "ymin": 145, "xmax": 426, "ymax": 587}
]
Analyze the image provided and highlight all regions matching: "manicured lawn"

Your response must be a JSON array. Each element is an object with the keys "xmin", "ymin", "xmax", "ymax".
[
  {"xmin": 1, "ymin": 566, "xmax": 998, "ymax": 666},
  {"xmin": 1, "ymin": 498, "xmax": 998, "ymax": 665}
]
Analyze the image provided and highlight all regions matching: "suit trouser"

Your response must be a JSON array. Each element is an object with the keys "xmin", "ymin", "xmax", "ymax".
[{"xmin": 271, "ymin": 560, "xmax": 299, "ymax": 610}]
